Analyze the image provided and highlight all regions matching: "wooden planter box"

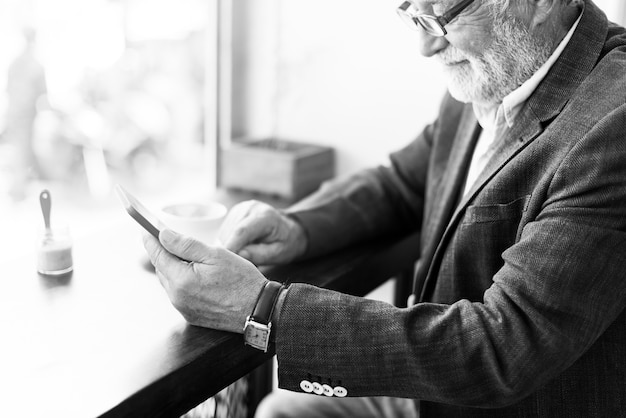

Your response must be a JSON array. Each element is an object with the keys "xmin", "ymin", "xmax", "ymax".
[{"xmin": 220, "ymin": 138, "xmax": 335, "ymax": 201}]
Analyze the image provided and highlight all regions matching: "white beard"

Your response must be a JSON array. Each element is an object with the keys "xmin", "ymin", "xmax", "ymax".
[{"xmin": 437, "ymin": 14, "xmax": 554, "ymax": 106}]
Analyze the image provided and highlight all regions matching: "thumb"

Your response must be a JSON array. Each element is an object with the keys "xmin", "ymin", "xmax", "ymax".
[
  {"xmin": 223, "ymin": 218, "xmax": 274, "ymax": 253},
  {"xmin": 238, "ymin": 242, "xmax": 284, "ymax": 265},
  {"xmin": 160, "ymin": 229, "xmax": 216, "ymax": 263}
]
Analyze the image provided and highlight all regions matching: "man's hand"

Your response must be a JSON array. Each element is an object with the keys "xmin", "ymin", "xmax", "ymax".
[
  {"xmin": 143, "ymin": 229, "xmax": 267, "ymax": 333},
  {"xmin": 218, "ymin": 200, "xmax": 307, "ymax": 265}
]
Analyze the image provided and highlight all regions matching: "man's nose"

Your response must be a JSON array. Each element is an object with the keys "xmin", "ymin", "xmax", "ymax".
[{"xmin": 417, "ymin": 31, "xmax": 449, "ymax": 57}]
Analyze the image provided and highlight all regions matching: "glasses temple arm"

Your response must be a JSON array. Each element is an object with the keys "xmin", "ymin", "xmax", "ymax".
[{"xmin": 439, "ymin": 0, "xmax": 474, "ymax": 25}]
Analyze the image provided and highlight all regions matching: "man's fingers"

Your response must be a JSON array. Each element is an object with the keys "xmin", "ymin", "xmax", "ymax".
[
  {"xmin": 222, "ymin": 216, "xmax": 274, "ymax": 254},
  {"xmin": 159, "ymin": 229, "xmax": 221, "ymax": 265},
  {"xmin": 143, "ymin": 233, "xmax": 172, "ymax": 270},
  {"xmin": 238, "ymin": 242, "xmax": 283, "ymax": 265},
  {"xmin": 144, "ymin": 231, "xmax": 193, "ymax": 282},
  {"xmin": 217, "ymin": 200, "xmax": 257, "ymax": 243},
  {"xmin": 219, "ymin": 200, "xmax": 278, "ymax": 253}
]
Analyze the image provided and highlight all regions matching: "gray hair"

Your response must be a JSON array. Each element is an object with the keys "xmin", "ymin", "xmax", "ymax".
[{"xmin": 488, "ymin": 0, "xmax": 580, "ymax": 19}]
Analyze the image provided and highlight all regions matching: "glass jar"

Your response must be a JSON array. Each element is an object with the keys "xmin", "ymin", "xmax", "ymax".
[{"xmin": 36, "ymin": 226, "xmax": 73, "ymax": 276}]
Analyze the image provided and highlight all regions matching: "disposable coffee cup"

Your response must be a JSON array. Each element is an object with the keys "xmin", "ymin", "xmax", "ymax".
[{"xmin": 159, "ymin": 202, "xmax": 227, "ymax": 245}]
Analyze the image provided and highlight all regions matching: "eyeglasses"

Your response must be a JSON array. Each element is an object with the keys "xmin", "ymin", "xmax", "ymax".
[{"xmin": 397, "ymin": 0, "xmax": 475, "ymax": 37}]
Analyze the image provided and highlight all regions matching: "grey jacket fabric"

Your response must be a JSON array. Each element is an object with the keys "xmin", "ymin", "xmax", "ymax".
[{"xmin": 277, "ymin": 1, "xmax": 626, "ymax": 416}]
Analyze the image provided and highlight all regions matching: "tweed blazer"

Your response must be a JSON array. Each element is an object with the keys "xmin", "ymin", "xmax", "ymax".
[{"xmin": 278, "ymin": 1, "xmax": 626, "ymax": 416}]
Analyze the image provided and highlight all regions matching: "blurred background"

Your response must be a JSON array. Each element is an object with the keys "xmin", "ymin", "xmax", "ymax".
[{"xmin": 1, "ymin": 0, "xmax": 624, "ymax": 263}]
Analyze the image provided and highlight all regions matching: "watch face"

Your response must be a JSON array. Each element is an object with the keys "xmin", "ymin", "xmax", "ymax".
[{"xmin": 244, "ymin": 321, "xmax": 270, "ymax": 351}]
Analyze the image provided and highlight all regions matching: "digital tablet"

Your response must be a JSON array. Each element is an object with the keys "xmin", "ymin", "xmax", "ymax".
[{"xmin": 115, "ymin": 184, "xmax": 167, "ymax": 239}]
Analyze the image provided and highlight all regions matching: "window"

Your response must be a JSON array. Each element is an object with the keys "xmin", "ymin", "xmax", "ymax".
[{"xmin": 0, "ymin": 0, "xmax": 219, "ymax": 262}]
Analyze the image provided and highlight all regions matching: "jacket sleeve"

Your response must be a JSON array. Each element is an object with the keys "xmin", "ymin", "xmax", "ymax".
[
  {"xmin": 284, "ymin": 118, "xmax": 437, "ymax": 259},
  {"xmin": 274, "ymin": 105, "xmax": 626, "ymax": 407}
]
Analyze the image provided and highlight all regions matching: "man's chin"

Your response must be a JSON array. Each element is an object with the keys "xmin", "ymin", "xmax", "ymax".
[
  {"xmin": 447, "ymin": 88, "xmax": 470, "ymax": 104},
  {"xmin": 442, "ymin": 67, "xmax": 479, "ymax": 103},
  {"xmin": 446, "ymin": 81, "xmax": 476, "ymax": 104},
  {"xmin": 446, "ymin": 78, "xmax": 502, "ymax": 106}
]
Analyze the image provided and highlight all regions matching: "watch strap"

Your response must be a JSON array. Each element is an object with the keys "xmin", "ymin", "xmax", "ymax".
[{"xmin": 250, "ymin": 281, "xmax": 284, "ymax": 325}]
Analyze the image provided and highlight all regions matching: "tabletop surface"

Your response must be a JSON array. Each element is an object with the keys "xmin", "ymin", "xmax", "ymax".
[
  {"xmin": 0, "ymin": 191, "xmax": 420, "ymax": 417},
  {"xmin": 2, "ymin": 220, "xmax": 198, "ymax": 417}
]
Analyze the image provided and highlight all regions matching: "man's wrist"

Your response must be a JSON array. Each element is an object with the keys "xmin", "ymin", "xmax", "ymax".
[{"xmin": 243, "ymin": 281, "xmax": 286, "ymax": 352}]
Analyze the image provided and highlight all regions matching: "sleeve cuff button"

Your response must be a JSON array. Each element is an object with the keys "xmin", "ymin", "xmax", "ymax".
[
  {"xmin": 300, "ymin": 380, "xmax": 313, "ymax": 393},
  {"xmin": 333, "ymin": 386, "xmax": 347, "ymax": 397},
  {"xmin": 312, "ymin": 382, "xmax": 324, "ymax": 395}
]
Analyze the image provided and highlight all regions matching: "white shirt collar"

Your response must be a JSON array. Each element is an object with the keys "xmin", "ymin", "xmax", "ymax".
[{"xmin": 473, "ymin": 9, "xmax": 584, "ymax": 131}]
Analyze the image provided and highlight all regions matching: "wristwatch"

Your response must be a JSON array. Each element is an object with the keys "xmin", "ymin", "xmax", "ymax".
[{"xmin": 243, "ymin": 281, "xmax": 285, "ymax": 352}]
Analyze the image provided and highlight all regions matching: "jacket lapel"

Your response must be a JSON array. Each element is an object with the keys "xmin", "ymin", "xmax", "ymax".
[
  {"xmin": 456, "ymin": 108, "xmax": 544, "ymax": 211},
  {"xmin": 429, "ymin": 108, "xmax": 481, "ymax": 236},
  {"xmin": 416, "ymin": 110, "xmax": 544, "ymax": 300},
  {"xmin": 412, "ymin": 108, "xmax": 480, "ymax": 297}
]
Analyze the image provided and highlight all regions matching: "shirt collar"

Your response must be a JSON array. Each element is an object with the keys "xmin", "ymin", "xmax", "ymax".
[{"xmin": 473, "ymin": 9, "xmax": 584, "ymax": 131}]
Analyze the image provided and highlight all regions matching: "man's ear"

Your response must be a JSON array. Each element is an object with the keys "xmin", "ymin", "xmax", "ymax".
[{"xmin": 527, "ymin": 0, "xmax": 559, "ymax": 28}]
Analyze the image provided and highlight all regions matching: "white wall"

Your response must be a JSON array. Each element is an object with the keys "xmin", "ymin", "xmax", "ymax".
[
  {"xmin": 231, "ymin": 0, "xmax": 447, "ymax": 176},
  {"xmin": 274, "ymin": 0, "xmax": 451, "ymax": 175},
  {"xmin": 595, "ymin": 0, "xmax": 626, "ymax": 24},
  {"xmin": 231, "ymin": 0, "xmax": 624, "ymax": 177}
]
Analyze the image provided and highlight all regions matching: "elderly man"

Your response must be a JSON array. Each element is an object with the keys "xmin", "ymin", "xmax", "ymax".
[{"xmin": 143, "ymin": 0, "xmax": 626, "ymax": 416}]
